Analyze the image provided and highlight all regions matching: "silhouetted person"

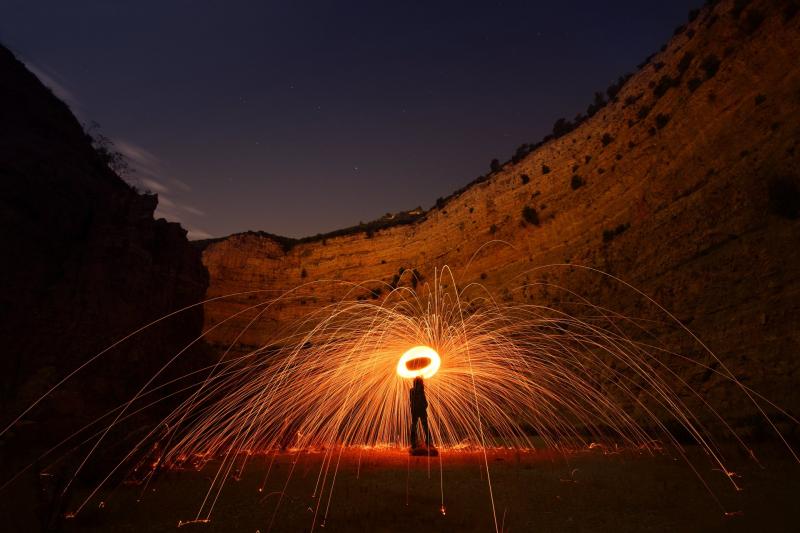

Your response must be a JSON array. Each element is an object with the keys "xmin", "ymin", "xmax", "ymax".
[{"xmin": 410, "ymin": 377, "xmax": 431, "ymax": 448}]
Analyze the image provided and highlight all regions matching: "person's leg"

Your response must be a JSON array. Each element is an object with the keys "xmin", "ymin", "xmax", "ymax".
[
  {"xmin": 411, "ymin": 414, "xmax": 419, "ymax": 448},
  {"xmin": 421, "ymin": 415, "xmax": 430, "ymax": 447}
]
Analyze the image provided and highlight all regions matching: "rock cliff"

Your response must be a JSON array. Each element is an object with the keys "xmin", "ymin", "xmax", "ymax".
[
  {"xmin": 201, "ymin": 0, "xmax": 800, "ymax": 424},
  {"xmin": 0, "ymin": 44, "xmax": 210, "ymax": 445}
]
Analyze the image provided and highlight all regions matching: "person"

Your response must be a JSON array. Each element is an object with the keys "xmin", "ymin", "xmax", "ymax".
[{"xmin": 409, "ymin": 377, "xmax": 431, "ymax": 448}]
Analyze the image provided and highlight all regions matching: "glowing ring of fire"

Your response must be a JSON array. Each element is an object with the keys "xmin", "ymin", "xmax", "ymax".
[{"xmin": 396, "ymin": 345, "xmax": 441, "ymax": 379}]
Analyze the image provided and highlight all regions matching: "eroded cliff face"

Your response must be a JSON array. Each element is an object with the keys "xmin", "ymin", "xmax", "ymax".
[
  {"xmin": 0, "ymin": 45, "xmax": 210, "ymax": 441},
  {"xmin": 202, "ymin": 0, "xmax": 800, "ymax": 422}
]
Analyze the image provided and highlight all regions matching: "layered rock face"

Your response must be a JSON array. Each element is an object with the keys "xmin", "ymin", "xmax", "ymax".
[
  {"xmin": 0, "ymin": 45, "xmax": 210, "ymax": 439},
  {"xmin": 202, "ymin": 0, "xmax": 800, "ymax": 423}
]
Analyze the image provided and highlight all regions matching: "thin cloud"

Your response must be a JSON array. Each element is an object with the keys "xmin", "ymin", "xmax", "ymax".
[
  {"xmin": 157, "ymin": 194, "xmax": 176, "ymax": 208},
  {"xmin": 186, "ymin": 228, "xmax": 213, "ymax": 240},
  {"xmin": 154, "ymin": 205, "xmax": 212, "ymax": 240},
  {"xmin": 23, "ymin": 61, "xmax": 80, "ymax": 111},
  {"xmin": 180, "ymin": 204, "xmax": 205, "ymax": 217},
  {"xmin": 169, "ymin": 177, "xmax": 192, "ymax": 192},
  {"xmin": 141, "ymin": 177, "xmax": 169, "ymax": 194},
  {"xmin": 115, "ymin": 139, "xmax": 163, "ymax": 179},
  {"xmin": 20, "ymin": 61, "xmax": 211, "ymax": 238}
]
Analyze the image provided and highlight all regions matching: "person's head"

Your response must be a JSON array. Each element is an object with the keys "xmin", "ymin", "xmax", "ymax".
[{"xmin": 413, "ymin": 377, "xmax": 423, "ymax": 389}]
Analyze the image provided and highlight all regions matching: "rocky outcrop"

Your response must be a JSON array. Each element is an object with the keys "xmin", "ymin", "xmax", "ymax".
[
  {"xmin": 201, "ymin": 0, "xmax": 800, "ymax": 422},
  {"xmin": 0, "ymin": 45, "xmax": 210, "ymax": 442}
]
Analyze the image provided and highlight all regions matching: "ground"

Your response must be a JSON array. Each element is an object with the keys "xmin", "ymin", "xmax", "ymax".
[{"xmin": 43, "ymin": 443, "xmax": 798, "ymax": 532}]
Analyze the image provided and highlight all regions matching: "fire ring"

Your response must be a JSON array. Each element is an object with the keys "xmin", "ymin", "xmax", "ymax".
[{"xmin": 396, "ymin": 345, "xmax": 441, "ymax": 379}]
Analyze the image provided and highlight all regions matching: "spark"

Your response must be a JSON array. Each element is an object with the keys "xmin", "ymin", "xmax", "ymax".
[{"xmin": 2, "ymin": 264, "xmax": 797, "ymax": 530}]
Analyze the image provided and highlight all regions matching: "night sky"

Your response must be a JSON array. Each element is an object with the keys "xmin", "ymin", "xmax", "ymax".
[{"xmin": 1, "ymin": 1, "xmax": 698, "ymax": 240}]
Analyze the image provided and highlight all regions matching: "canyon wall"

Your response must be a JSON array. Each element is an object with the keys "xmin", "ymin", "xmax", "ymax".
[
  {"xmin": 201, "ymin": 0, "xmax": 800, "ymax": 422},
  {"xmin": 0, "ymin": 45, "xmax": 210, "ymax": 443}
]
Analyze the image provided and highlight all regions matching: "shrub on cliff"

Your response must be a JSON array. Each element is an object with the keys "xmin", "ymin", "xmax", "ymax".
[
  {"xmin": 740, "ymin": 8, "xmax": 765, "ymax": 34},
  {"xmin": 701, "ymin": 54, "xmax": 721, "ymax": 79},
  {"xmin": 768, "ymin": 177, "xmax": 800, "ymax": 219},
  {"xmin": 603, "ymin": 223, "xmax": 630, "ymax": 242},
  {"xmin": 653, "ymin": 75, "xmax": 677, "ymax": 98},
  {"xmin": 677, "ymin": 52, "xmax": 695, "ymax": 74},
  {"xmin": 512, "ymin": 144, "xmax": 534, "ymax": 164},
  {"xmin": 586, "ymin": 91, "xmax": 607, "ymax": 117},
  {"xmin": 605, "ymin": 74, "xmax": 631, "ymax": 101},
  {"xmin": 731, "ymin": 0, "xmax": 754, "ymax": 19},
  {"xmin": 490, "ymin": 159, "xmax": 501, "ymax": 173},
  {"xmin": 86, "ymin": 122, "xmax": 130, "ymax": 177},
  {"xmin": 522, "ymin": 205, "xmax": 540, "ymax": 226},
  {"xmin": 520, "ymin": 174, "xmax": 530, "ymax": 185},
  {"xmin": 571, "ymin": 175, "xmax": 585, "ymax": 190},
  {"xmin": 552, "ymin": 117, "xmax": 574, "ymax": 138},
  {"xmin": 601, "ymin": 133, "xmax": 614, "ymax": 146}
]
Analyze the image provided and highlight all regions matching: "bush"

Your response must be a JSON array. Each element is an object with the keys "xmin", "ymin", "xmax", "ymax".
[
  {"xmin": 687, "ymin": 77, "xmax": 703, "ymax": 92},
  {"xmin": 586, "ymin": 92, "xmax": 607, "ymax": 117},
  {"xmin": 731, "ymin": 0, "xmax": 753, "ymax": 18},
  {"xmin": 602, "ymin": 223, "xmax": 630, "ymax": 243},
  {"xmin": 785, "ymin": 2, "xmax": 799, "ymax": 21},
  {"xmin": 520, "ymin": 174, "xmax": 530, "ymax": 185},
  {"xmin": 436, "ymin": 197, "xmax": 445, "ymax": 209},
  {"xmin": 655, "ymin": 113, "xmax": 671, "ymax": 129},
  {"xmin": 512, "ymin": 144, "xmax": 530, "ymax": 164},
  {"xmin": 623, "ymin": 93, "xmax": 642, "ymax": 107},
  {"xmin": 86, "ymin": 122, "xmax": 130, "ymax": 176},
  {"xmin": 301, "ymin": 268, "xmax": 308, "ymax": 278},
  {"xmin": 677, "ymin": 52, "xmax": 695, "ymax": 74},
  {"xmin": 489, "ymin": 224, "xmax": 498, "ymax": 234},
  {"xmin": 601, "ymin": 133, "xmax": 614, "ymax": 146},
  {"xmin": 522, "ymin": 205, "xmax": 540, "ymax": 226},
  {"xmin": 552, "ymin": 117, "xmax": 574, "ymax": 138},
  {"xmin": 701, "ymin": 55, "xmax": 721, "ymax": 79},
  {"xmin": 637, "ymin": 105, "xmax": 652, "ymax": 120},
  {"xmin": 490, "ymin": 159, "xmax": 501, "ymax": 173},
  {"xmin": 653, "ymin": 75, "xmax": 677, "ymax": 98},
  {"xmin": 768, "ymin": 177, "xmax": 800, "ymax": 219},
  {"xmin": 542, "ymin": 164, "xmax": 551, "ymax": 175},
  {"xmin": 411, "ymin": 269, "xmax": 422, "ymax": 289},
  {"xmin": 688, "ymin": 8, "xmax": 700, "ymax": 21},
  {"xmin": 755, "ymin": 94, "xmax": 766, "ymax": 105},
  {"xmin": 570, "ymin": 175, "xmax": 585, "ymax": 190},
  {"xmin": 605, "ymin": 74, "xmax": 631, "ymax": 101},
  {"xmin": 741, "ymin": 8, "xmax": 764, "ymax": 34}
]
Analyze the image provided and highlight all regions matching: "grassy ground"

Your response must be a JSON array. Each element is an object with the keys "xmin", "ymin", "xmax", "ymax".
[{"xmin": 38, "ymin": 443, "xmax": 797, "ymax": 533}]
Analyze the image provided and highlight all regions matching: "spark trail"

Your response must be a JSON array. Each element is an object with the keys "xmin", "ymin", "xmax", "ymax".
[{"xmin": 2, "ymin": 265, "xmax": 797, "ymax": 530}]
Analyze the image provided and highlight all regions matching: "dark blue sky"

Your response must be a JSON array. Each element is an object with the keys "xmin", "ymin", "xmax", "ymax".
[{"xmin": 1, "ymin": 1, "xmax": 698, "ymax": 239}]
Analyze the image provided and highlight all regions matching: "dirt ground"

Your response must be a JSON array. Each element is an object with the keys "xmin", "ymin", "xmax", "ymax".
[
  {"xmin": 0, "ymin": 442, "xmax": 794, "ymax": 532},
  {"xmin": 16, "ymin": 443, "xmax": 786, "ymax": 533}
]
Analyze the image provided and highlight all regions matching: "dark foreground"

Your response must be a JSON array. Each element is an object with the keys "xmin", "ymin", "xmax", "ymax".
[{"xmin": 6, "ymin": 444, "xmax": 800, "ymax": 532}]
